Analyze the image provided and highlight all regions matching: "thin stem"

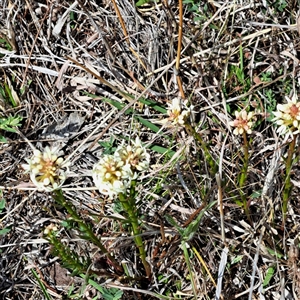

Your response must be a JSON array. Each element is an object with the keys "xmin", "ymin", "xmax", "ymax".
[
  {"xmin": 111, "ymin": 0, "xmax": 147, "ymax": 70},
  {"xmin": 53, "ymin": 190, "xmax": 123, "ymax": 274},
  {"xmin": 119, "ymin": 185, "xmax": 152, "ymax": 279},
  {"xmin": 192, "ymin": 245, "xmax": 217, "ymax": 288},
  {"xmin": 175, "ymin": 0, "xmax": 185, "ymax": 99},
  {"xmin": 239, "ymin": 131, "xmax": 251, "ymax": 224},
  {"xmin": 185, "ymin": 123, "xmax": 217, "ymax": 175},
  {"xmin": 282, "ymin": 135, "xmax": 297, "ymax": 227},
  {"xmin": 216, "ymin": 173, "xmax": 225, "ymax": 243},
  {"xmin": 182, "ymin": 241, "xmax": 198, "ymax": 299},
  {"xmin": 239, "ymin": 132, "xmax": 249, "ymax": 185}
]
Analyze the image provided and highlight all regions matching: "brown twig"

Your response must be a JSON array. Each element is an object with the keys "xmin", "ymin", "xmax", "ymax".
[
  {"xmin": 77, "ymin": 0, "xmax": 115, "ymax": 61},
  {"xmin": 111, "ymin": 0, "xmax": 147, "ymax": 70},
  {"xmin": 21, "ymin": 0, "xmax": 49, "ymax": 89},
  {"xmin": 175, "ymin": 0, "xmax": 185, "ymax": 99}
]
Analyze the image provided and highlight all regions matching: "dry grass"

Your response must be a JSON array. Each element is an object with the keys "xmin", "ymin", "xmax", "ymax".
[{"xmin": 1, "ymin": 0, "xmax": 300, "ymax": 299}]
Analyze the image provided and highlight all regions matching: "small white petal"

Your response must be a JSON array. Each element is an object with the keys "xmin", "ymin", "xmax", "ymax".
[
  {"xmin": 273, "ymin": 111, "xmax": 283, "ymax": 118},
  {"xmin": 241, "ymin": 111, "xmax": 247, "ymax": 120},
  {"xmin": 33, "ymin": 149, "xmax": 41, "ymax": 156},
  {"xmin": 43, "ymin": 178, "xmax": 50, "ymax": 185},
  {"xmin": 277, "ymin": 104, "xmax": 285, "ymax": 111},
  {"xmin": 233, "ymin": 128, "xmax": 239, "ymax": 135}
]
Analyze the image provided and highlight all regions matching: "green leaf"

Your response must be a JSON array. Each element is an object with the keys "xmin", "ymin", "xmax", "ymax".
[
  {"xmin": 250, "ymin": 190, "xmax": 262, "ymax": 199},
  {"xmin": 31, "ymin": 268, "xmax": 53, "ymax": 300},
  {"xmin": 79, "ymin": 275, "xmax": 123, "ymax": 299},
  {"xmin": 267, "ymin": 247, "xmax": 283, "ymax": 259},
  {"xmin": 6, "ymin": 115, "xmax": 22, "ymax": 126},
  {"xmin": 102, "ymin": 288, "xmax": 123, "ymax": 300},
  {"xmin": 0, "ymin": 227, "xmax": 11, "ymax": 235},
  {"xmin": 99, "ymin": 136, "xmax": 116, "ymax": 155},
  {"xmin": 0, "ymin": 38, "xmax": 12, "ymax": 51},
  {"xmin": 138, "ymin": 98, "xmax": 167, "ymax": 113},
  {"xmin": 0, "ymin": 115, "xmax": 22, "ymax": 132},
  {"xmin": 136, "ymin": 0, "xmax": 151, "ymax": 6},
  {"xmin": 0, "ymin": 126, "xmax": 16, "ymax": 133},
  {"xmin": 67, "ymin": 284, "xmax": 75, "ymax": 297},
  {"xmin": 183, "ymin": 0, "xmax": 194, "ymax": 3},
  {"xmin": 60, "ymin": 219, "xmax": 76, "ymax": 229},
  {"xmin": 135, "ymin": 116, "xmax": 160, "ymax": 133},
  {"xmin": 0, "ymin": 198, "xmax": 6, "ymax": 211},
  {"xmin": 165, "ymin": 214, "xmax": 185, "ymax": 237},
  {"xmin": 4, "ymin": 83, "xmax": 17, "ymax": 107},
  {"xmin": 70, "ymin": 11, "xmax": 75, "ymax": 21},
  {"xmin": 149, "ymin": 145, "xmax": 175, "ymax": 157},
  {"xmin": 98, "ymin": 97, "xmax": 168, "ymax": 136},
  {"xmin": 0, "ymin": 136, "xmax": 7, "ymax": 142},
  {"xmin": 182, "ymin": 201, "xmax": 216, "ymax": 241},
  {"xmin": 104, "ymin": 97, "xmax": 127, "ymax": 112},
  {"xmin": 230, "ymin": 255, "xmax": 243, "ymax": 265},
  {"xmin": 263, "ymin": 265, "xmax": 275, "ymax": 288},
  {"xmin": 84, "ymin": 94, "xmax": 171, "ymax": 139}
]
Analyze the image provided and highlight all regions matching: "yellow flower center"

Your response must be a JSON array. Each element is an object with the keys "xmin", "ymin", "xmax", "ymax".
[
  {"xmin": 105, "ymin": 163, "xmax": 122, "ymax": 182},
  {"xmin": 169, "ymin": 109, "xmax": 180, "ymax": 120}
]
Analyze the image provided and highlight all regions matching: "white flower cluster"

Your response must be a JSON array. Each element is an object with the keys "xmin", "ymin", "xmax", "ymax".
[
  {"xmin": 92, "ymin": 137, "xmax": 150, "ymax": 198},
  {"xmin": 22, "ymin": 147, "xmax": 70, "ymax": 192},
  {"xmin": 159, "ymin": 98, "xmax": 192, "ymax": 126},
  {"xmin": 272, "ymin": 95, "xmax": 300, "ymax": 137},
  {"xmin": 44, "ymin": 223, "xmax": 58, "ymax": 234},
  {"xmin": 229, "ymin": 110, "xmax": 254, "ymax": 135},
  {"xmin": 22, "ymin": 139, "xmax": 149, "ymax": 197}
]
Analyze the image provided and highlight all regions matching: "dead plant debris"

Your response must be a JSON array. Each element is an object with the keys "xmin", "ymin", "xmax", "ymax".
[{"xmin": 1, "ymin": 0, "xmax": 300, "ymax": 299}]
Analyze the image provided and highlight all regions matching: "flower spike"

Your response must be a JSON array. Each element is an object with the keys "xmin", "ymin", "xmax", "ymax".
[
  {"xmin": 92, "ymin": 154, "xmax": 133, "ymax": 198},
  {"xmin": 115, "ymin": 137, "xmax": 150, "ymax": 177},
  {"xmin": 229, "ymin": 110, "xmax": 254, "ymax": 135},
  {"xmin": 22, "ymin": 146, "xmax": 70, "ymax": 192},
  {"xmin": 272, "ymin": 94, "xmax": 300, "ymax": 137}
]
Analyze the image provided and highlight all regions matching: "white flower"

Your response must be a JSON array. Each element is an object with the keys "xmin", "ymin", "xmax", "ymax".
[
  {"xmin": 229, "ymin": 110, "xmax": 254, "ymax": 135},
  {"xmin": 44, "ymin": 223, "xmax": 58, "ymax": 235},
  {"xmin": 92, "ymin": 155, "xmax": 133, "ymax": 198},
  {"xmin": 158, "ymin": 98, "xmax": 192, "ymax": 127},
  {"xmin": 22, "ymin": 147, "xmax": 69, "ymax": 192},
  {"xmin": 93, "ymin": 138, "xmax": 150, "ymax": 198},
  {"xmin": 272, "ymin": 94, "xmax": 300, "ymax": 136},
  {"xmin": 115, "ymin": 137, "xmax": 150, "ymax": 177}
]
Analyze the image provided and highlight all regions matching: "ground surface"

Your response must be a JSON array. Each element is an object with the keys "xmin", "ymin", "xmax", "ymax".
[{"xmin": 1, "ymin": 0, "xmax": 300, "ymax": 299}]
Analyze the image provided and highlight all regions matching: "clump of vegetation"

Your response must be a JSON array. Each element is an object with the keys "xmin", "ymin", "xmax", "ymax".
[{"xmin": 1, "ymin": 1, "xmax": 300, "ymax": 299}]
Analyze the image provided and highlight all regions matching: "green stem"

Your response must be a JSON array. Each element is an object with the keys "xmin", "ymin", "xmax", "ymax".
[
  {"xmin": 239, "ymin": 132, "xmax": 251, "ymax": 223},
  {"xmin": 119, "ymin": 184, "xmax": 152, "ymax": 279},
  {"xmin": 53, "ymin": 190, "xmax": 123, "ymax": 274},
  {"xmin": 239, "ymin": 132, "xmax": 249, "ymax": 185},
  {"xmin": 282, "ymin": 135, "xmax": 297, "ymax": 227},
  {"xmin": 185, "ymin": 123, "xmax": 217, "ymax": 175},
  {"xmin": 47, "ymin": 231, "xmax": 89, "ymax": 274},
  {"xmin": 182, "ymin": 241, "xmax": 198, "ymax": 299}
]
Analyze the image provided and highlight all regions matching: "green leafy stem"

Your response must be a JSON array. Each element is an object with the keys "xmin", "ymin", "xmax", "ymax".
[
  {"xmin": 282, "ymin": 134, "xmax": 297, "ymax": 227},
  {"xmin": 53, "ymin": 190, "xmax": 123, "ymax": 274},
  {"xmin": 119, "ymin": 181, "xmax": 152, "ymax": 279}
]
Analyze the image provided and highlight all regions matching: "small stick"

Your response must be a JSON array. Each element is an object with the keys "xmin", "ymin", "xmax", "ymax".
[
  {"xmin": 175, "ymin": 0, "xmax": 185, "ymax": 99},
  {"xmin": 216, "ymin": 173, "xmax": 225, "ymax": 243}
]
